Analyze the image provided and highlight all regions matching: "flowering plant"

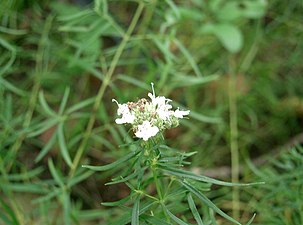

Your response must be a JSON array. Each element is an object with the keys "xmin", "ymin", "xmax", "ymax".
[
  {"xmin": 83, "ymin": 84, "xmax": 258, "ymax": 225},
  {"xmin": 112, "ymin": 83, "xmax": 190, "ymax": 141}
]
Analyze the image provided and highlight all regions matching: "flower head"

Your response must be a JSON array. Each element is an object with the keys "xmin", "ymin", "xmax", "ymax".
[{"xmin": 112, "ymin": 83, "xmax": 189, "ymax": 141}]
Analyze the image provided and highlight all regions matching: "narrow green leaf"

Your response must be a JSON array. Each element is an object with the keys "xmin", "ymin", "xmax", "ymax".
[
  {"xmin": 209, "ymin": 209, "xmax": 218, "ymax": 225},
  {"xmin": 0, "ymin": 198, "xmax": 19, "ymax": 225},
  {"xmin": 187, "ymin": 110, "xmax": 221, "ymax": 124},
  {"xmin": 174, "ymin": 39, "xmax": 203, "ymax": 77},
  {"xmin": 187, "ymin": 193, "xmax": 204, "ymax": 225},
  {"xmin": 0, "ymin": 211, "xmax": 13, "ymax": 225},
  {"xmin": 65, "ymin": 97, "xmax": 94, "ymax": 114},
  {"xmin": 131, "ymin": 195, "xmax": 140, "ymax": 225},
  {"xmin": 82, "ymin": 149, "xmax": 140, "ymax": 171},
  {"xmin": 142, "ymin": 215, "xmax": 171, "ymax": 225},
  {"xmin": 0, "ymin": 37, "xmax": 16, "ymax": 77},
  {"xmin": 57, "ymin": 9, "xmax": 92, "ymax": 21},
  {"xmin": 171, "ymin": 74, "xmax": 219, "ymax": 88},
  {"xmin": 165, "ymin": 0, "xmax": 180, "ymax": 18},
  {"xmin": 48, "ymin": 158, "xmax": 64, "ymax": 187},
  {"xmin": 108, "ymin": 202, "xmax": 156, "ymax": 225},
  {"xmin": 57, "ymin": 123, "xmax": 72, "ymax": 167},
  {"xmin": 35, "ymin": 133, "xmax": 57, "ymax": 162},
  {"xmin": 7, "ymin": 167, "xmax": 44, "ymax": 181},
  {"xmin": 38, "ymin": 91, "xmax": 57, "ymax": 117},
  {"xmin": 245, "ymin": 213, "xmax": 256, "ymax": 225},
  {"xmin": 181, "ymin": 180, "xmax": 241, "ymax": 225},
  {"xmin": 32, "ymin": 189, "xmax": 61, "ymax": 204},
  {"xmin": 116, "ymin": 75, "xmax": 150, "ymax": 90},
  {"xmin": 27, "ymin": 118, "xmax": 58, "ymax": 138},
  {"xmin": 67, "ymin": 170, "xmax": 94, "ymax": 187},
  {"xmin": 59, "ymin": 87, "xmax": 70, "ymax": 115},
  {"xmin": 102, "ymin": 194, "xmax": 133, "ymax": 207},
  {"xmin": 106, "ymin": 169, "xmax": 142, "ymax": 185},
  {"xmin": 0, "ymin": 77, "xmax": 26, "ymax": 97},
  {"xmin": 0, "ymin": 26, "xmax": 27, "ymax": 35},
  {"xmin": 62, "ymin": 192, "xmax": 71, "ymax": 225},
  {"xmin": 3, "ymin": 183, "xmax": 48, "ymax": 194},
  {"xmin": 160, "ymin": 166, "xmax": 262, "ymax": 187},
  {"xmin": 162, "ymin": 204, "xmax": 189, "ymax": 225}
]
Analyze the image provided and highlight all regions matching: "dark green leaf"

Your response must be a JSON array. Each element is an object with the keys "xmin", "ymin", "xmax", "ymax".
[
  {"xmin": 59, "ymin": 87, "xmax": 70, "ymax": 114},
  {"xmin": 57, "ymin": 123, "xmax": 72, "ymax": 167},
  {"xmin": 160, "ymin": 166, "xmax": 262, "ymax": 186},
  {"xmin": 38, "ymin": 91, "xmax": 57, "ymax": 117},
  {"xmin": 131, "ymin": 195, "xmax": 140, "ymax": 225},
  {"xmin": 48, "ymin": 158, "xmax": 64, "ymax": 187},
  {"xmin": 181, "ymin": 180, "xmax": 241, "ymax": 225},
  {"xmin": 187, "ymin": 193, "xmax": 204, "ymax": 225},
  {"xmin": 162, "ymin": 204, "xmax": 190, "ymax": 225},
  {"xmin": 82, "ymin": 149, "xmax": 140, "ymax": 171},
  {"xmin": 102, "ymin": 194, "xmax": 133, "ymax": 207}
]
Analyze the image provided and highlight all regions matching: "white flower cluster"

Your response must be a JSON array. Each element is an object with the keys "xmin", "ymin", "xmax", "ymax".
[{"xmin": 112, "ymin": 83, "xmax": 190, "ymax": 141}]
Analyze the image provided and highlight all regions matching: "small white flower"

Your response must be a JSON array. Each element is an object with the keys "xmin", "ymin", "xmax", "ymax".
[
  {"xmin": 134, "ymin": 121, "xmax": 159, "ymax": 141},
  {"xmin": 112, "ymin": 99, "xmax": 135, "ymax": 124},
  {"xmin": 115, "ymin": 113, "xmax": 135, "ymax": 124},
  {"xmin": 148, "ymin": 84, "xmax": 173, "ymax": 121},
  {"xmin": 174, "ymin": 108, "xmax": 190, "ymax": 118}
]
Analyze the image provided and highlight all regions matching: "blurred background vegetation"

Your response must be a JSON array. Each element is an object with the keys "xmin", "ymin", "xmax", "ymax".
[{"xmin": 0, "ymin": 0, "xmax": 302, "ymax": 224}]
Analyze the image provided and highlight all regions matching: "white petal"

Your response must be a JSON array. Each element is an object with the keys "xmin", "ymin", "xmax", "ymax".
[
  {"xmin": 134, "ymin": 121, "xmax": 159, "ymax": 141},
  {"xmin": 174, "ymin": 109, "xmax": 190, "ymax": 118}
]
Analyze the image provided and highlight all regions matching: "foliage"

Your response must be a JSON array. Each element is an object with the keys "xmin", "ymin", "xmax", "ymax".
[
  {"xmin": 248, "ymin": 146, "xmax": 303, "ymax": 225},
  {"xmin": 0, "ymin": 0, "xmax": 302, "ymax": 224}
]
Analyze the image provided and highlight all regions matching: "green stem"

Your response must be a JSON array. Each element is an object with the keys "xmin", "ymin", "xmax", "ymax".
[
  {"xmin": 127, "ymin": 0, "xmax": 157, "ymax": 75},
  {"xmin": 6, "ymin": 15, "xmax": 53, "ymax": 171},
  {"xmin": 228, "ymin": 57, "xmax": 240, "ymax": 219},
  {"xmin": 152, "ymin": 166, "xmax": 171, "ymax": 223},
  {"xmin": 152, "ymin": 167, "xmax": 163, "ymax": 200},
  {"xmin": 69, "ymin": 2, "xmax": 145, "ymax": 177}
]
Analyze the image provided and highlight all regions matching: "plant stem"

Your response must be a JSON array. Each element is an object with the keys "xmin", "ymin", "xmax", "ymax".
[
  {"xmin": 152, "ymin": 166, "xmax": 171, "ymax": 223},
  {"xmin": 69, "ymin": 2, "xmax": 145, "ymax": 177},
  {"xmin": 228, "ymin": 56, "xmax": 240, "ymax": 219},
  {"xmin": 152, "ymin": 167, "xmax": 163, "ymax": 200},
  {"xmin": 127, "ymin": 0, "xmax": 157, "ymax": 75},
  {"xmin": 6, "ymin": 15, "xmax": 53, "ymax": 171}
]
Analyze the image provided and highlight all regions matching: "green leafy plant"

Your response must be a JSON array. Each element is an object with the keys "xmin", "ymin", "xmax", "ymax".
[
  {"xmin": 83, "ymin": 84, "xmax": 260, "ymax": 225},
  {"xmin": 1, "ymin": 0, "xmax": 302, "ymax": 224},
  {"xmin": 248, "ymin": 146, "xmax": 303, "ymax": 225}
]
